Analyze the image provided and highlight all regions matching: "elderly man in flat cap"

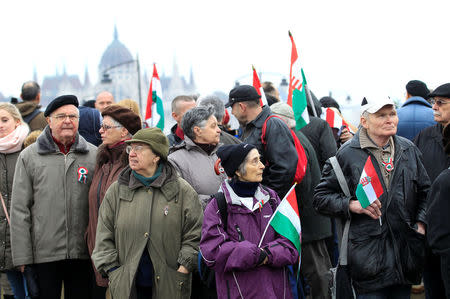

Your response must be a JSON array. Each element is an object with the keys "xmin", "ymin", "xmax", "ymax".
[
  {"xmin": 414, "ymin": 83, "xmax": 450, "ymax": 298},
  {"xmin": 10, "ymin": 95, "xmax": 97, "ymax": 299}
]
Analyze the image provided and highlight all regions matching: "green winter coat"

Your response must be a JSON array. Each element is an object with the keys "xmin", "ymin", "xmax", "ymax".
[{"xmin": 92, "ymin": 163, "xmax": 203, "ymax": 299}]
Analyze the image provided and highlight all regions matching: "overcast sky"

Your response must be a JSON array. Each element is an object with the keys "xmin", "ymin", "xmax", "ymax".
[{"xmin": 1, "ymin": 0, "xmax": 448, "ymax": 105}]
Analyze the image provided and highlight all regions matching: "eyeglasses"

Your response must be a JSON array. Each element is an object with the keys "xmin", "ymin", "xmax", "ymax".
[
  {"xmin": 126, "ymin": 145, "xmax": 148, "ymax": 154},
  {"xmin": 431, "ymin": 98, "xmax": 450, "ymax": 106},
  {"xmin": 100, "ymin": 123, "xmax": 122, "ymax": 131},
  {"xmin": 52, "ymin": 114, "xmax": 79, "ymax": 121}
]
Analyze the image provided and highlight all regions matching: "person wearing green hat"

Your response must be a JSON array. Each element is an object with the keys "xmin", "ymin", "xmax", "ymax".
[{"xmin": 92, "ymin": 128, "xmax": 203, "ymax": 299}]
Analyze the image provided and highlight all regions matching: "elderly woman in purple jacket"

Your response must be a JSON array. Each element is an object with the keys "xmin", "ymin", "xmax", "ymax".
[{"xmin": 200, "ymin": 143, "xmax": 299, "ymax": 299}]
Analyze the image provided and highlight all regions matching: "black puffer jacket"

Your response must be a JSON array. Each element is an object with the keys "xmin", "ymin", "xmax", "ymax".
[
  {"xmin": 314, "ymin": 131, "xmax": 430, "ymax": 294},
  {"xmin": 241, "ymin": 105, "xmax": 297, "ymax": 198}
]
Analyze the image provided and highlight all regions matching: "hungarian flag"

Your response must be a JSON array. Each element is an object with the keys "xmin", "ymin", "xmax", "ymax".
[
  {"xmin": 287, "ymin": 31, "xmax": 309, "ymax": 130},
  {"xmin": 145, "ymin": 63, "xmax": 165, "ymax": 130},
  {"xmin": 268, "ymin": 184, "xmax": 301, "ymax": 255},
  {"xmin": 321, "ymin": 107, "xmax": 356, "ymax": 133},
  {"xmin": 252, "ymin": 65, "xmax": 268, "ymax": 106},
  {"xmin": 356, "ymin": 156, "xmax": 384, "ymax": 208}
]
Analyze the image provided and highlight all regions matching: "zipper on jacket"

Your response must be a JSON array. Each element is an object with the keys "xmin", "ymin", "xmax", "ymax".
[
  {"xmin": 235, "ymin": 225, "xmax": 244, "ymax": 242},
  {"xmin": 226, "ymin": 280, "xmax": 231, "ymax": 299}
]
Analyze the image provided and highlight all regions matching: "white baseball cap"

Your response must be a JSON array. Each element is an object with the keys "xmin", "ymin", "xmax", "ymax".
[{"xmin": 360, "ymin": 96, "xmax": 395, "ymax": 116}]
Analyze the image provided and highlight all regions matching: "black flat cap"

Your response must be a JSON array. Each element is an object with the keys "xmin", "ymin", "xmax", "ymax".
[
  {"xmin": 44, "ymin": 95, "xmax": 79, "ymax": 117},
  {"xmin": 428, "ymin": 83, "xmax": 450, "ymax": 98},
  {"xmin": 406, "ymin": 80, "xmax": 429, "ymax": 99},
  {"xmin": 225, "ymin": 85, "xmax": 261, "ymax": 108}
]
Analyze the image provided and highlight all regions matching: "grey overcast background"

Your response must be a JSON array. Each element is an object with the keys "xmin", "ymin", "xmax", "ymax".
[{"xmin": 0, "ymin": 0, "xmax": 448, "ymax": 106}]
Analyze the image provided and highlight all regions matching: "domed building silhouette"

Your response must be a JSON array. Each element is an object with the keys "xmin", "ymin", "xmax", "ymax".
[{"xmin": 37, "ymin": 26, "xmax": 196, "ymax": 114}]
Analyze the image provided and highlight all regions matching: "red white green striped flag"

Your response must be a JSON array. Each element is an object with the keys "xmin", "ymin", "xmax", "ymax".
[
  {"xmin": 287, "ymin": 31, "xmax": 309, "ymax": 130},
  {"xmin": 145, "ymin": 63, "xmax": 165, "ymax": 130},
  {"xmin": 252, "ymin": 65, "xmax": 268, "ymax": 106},
  {"xmin": 259, "ymin": 184, "xmax": 301, "ymax": 255},
  {"xmin": 356, "ymin": 156, "xmax": 384, "ymax": 208},
  {"xmin": 321, "ymin": 107, "xmax": 355, "ymax": 134}
]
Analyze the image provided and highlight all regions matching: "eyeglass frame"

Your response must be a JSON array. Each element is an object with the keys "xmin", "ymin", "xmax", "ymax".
[
  {"xmin": 51, "ymin": 114, "xmax": 80, "ymax": 121},
  {"xmin": 100, "ymin": 123, "xmax": 123, "ymax": 131},
  {"xmin": 126, "ymin": 144, "xmax": 150, "ymax": 154},
  {"xmin": 430, "ymin": 98, "xmax": 450, "ymax": 106}
]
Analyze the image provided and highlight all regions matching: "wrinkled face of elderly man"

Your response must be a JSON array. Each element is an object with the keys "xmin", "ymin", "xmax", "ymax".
[
  {"xmin": 47, "ymin": 104, "xmax": 79, "ymax": 144},
  {"xmin": 431, "ymin": 97, "xmax": 450, "ymax": 125},
  {"xmin": 361, "ymin": 105, "xmax": 398, "ymax": 142}
]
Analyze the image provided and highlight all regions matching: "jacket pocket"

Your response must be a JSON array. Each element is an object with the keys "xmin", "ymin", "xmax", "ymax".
[
  {"xmin": 348, "ymin": 226, "xmax": 385, "ymax": 281},
  {"xmin": 165, "ymin": 267, "xmax": 191, "ymax": 299},
  {"xmin": 108, "ymin": 265, "xmax": 125, "ymax": 299}
]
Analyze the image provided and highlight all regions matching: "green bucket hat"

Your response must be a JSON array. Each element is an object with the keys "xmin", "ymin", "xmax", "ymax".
[{"xmin": 125, "ymin": 128, "xmax": 169, "ymax": 160}]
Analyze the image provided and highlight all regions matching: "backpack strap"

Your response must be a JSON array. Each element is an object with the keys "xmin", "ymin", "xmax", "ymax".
[
  {"xmin": 23, "ymin": 107, "xmax": 41, "ymax": 124},
  {"xmin": 261, "ymin": 115, "xmax": 279, "ymax": 147},
  {"xmin": 214, "ymin": 192, "xmax": 228, "ymax": 230}
]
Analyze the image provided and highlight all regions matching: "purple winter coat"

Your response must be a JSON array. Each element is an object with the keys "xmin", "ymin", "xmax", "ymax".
[{"xmin": 200, "ymin": 181, "xmax": 299, "ymax": 299}]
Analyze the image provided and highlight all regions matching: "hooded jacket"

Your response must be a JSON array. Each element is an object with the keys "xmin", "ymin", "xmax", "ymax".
[
  {"xmin": 200, "ymin": 181, "xmax": 299, "ymax": 299},
  {"xmin": 10, "ymin": 126, "xmax": 97, "ymax": 266},
  {"xmin": 314, "ymin": 131, "xmax": 430, "ymax": 294},
  {"xmin": 15, "ymin": 101, "xmax": 47, "ymax": 132},
  {"xmin": 92, "ymin": 163, "xmax": 203, "ymax": 299}
]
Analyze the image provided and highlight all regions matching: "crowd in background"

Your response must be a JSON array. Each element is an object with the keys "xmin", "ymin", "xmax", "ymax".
[{"xmin": 0, "ymin": 78, "xmax": 449, "ymax": 299}]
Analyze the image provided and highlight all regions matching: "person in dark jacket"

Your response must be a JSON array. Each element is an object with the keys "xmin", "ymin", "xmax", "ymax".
[
  {"xmin": 427, "ymin": 123, "xmax": 450, "ymax": 298},
  {"xmin": 79, "ymin": 105, "xmax": 102, "ymax": 146},
  {"xmin": 226, "ymin": 85, "xmax": 297, "ymax": 198},
  {"xmin": 397, "ymin": 80, "xmax": 435, "ymax": 141},
  {"xmin": 414, "ymin": 83, "xmax": 450, "ymax": 298},
  {"xmin": 200, "ymin": 143, "xmax": 299, "ymax": 299},
  {"xmin": 86, "ymin": 105, "xmax": 141, "ymax": 298},
  {"xmin": 271, "ymin": 102, "xmax": 332, "ymax": 299},
  {"xmin": 167, "ymin": 95, "xmax": 197, "ymax": 146},
  {"xmin": 314, "ymin": 96, "xmax": 430, "ymax": 297}
]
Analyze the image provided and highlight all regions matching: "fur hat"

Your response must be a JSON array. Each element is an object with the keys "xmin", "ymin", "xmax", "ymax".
[{"xmin": 102, "ymin": 105, "xmax": 142, "ymax": 135}]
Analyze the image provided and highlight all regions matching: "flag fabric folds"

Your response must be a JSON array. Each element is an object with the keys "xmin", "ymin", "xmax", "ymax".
[
  {"xmin": 252, "ymin": 65, "xmax": 268, "ymax": 106},
  {"xmin": 355, "ymin": 156, "xmax": 384, "ymax": 208},
  {"xmin": 287, "ymin": 31, "xmax": 309, "ymax": 130},
  {"xmin": 145, "ymin": 64, "xmax": 165, "ymax": 130},
  {"xmin": 321, "ymin": 107, "xmax": 357, "ymax": 133},
  {"xmin": 268, "ymin": 185, "xmax": 301, "ymax": 255}
]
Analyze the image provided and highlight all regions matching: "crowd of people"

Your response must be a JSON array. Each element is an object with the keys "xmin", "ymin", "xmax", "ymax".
[{"xmin": 0, "ymin": 78, "xmax": 448, "ymax": 299}]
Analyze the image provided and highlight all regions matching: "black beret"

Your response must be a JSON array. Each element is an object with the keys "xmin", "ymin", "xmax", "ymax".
[
  {"xmin": 44, "ymin": 95, "xmax": 79, "ymax": 117},
  {"xmin": 225, "ymin": 85, "xmax": 261, "ymax": 108},
  {"xmin": 428, "ymin": 83, "xmax": 450, "ymax": 98},
  {"xmin": 406, "ymin": 80, "xmax": 429, "ymax": 99},
  {"xmin": 217, "ymin": 143, "xmax": 256, "ymax": 177}
]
